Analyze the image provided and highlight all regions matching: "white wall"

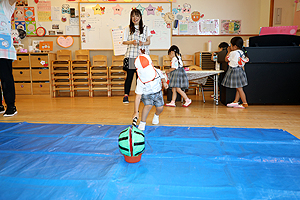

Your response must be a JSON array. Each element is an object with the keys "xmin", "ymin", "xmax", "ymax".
[{"xmin": 273, "ymin": 0, "xmax": 295, "ymax": 26}]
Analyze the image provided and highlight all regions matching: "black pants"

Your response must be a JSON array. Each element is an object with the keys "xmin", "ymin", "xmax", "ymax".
[
  {"xmin": 0, "ymin": 59, "xmax": 16, "ymax": 108},
  {"xmin": 124, "ymin": 69, "xmax": 137, "ymax": 95}
]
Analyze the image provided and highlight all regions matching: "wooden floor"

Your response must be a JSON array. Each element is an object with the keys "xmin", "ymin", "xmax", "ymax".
[{"xmin": 1, "ymin": 93, "xmax": 300, "ymax": 139}]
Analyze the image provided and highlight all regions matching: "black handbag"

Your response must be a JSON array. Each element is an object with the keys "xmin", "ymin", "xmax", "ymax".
[{"xmin": 123, "ymin": 57, "xmax": 129, "ymax": 71}]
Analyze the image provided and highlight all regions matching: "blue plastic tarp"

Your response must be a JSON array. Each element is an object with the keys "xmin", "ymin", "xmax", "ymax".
[{"xmin": 0, "ymin": 122, "xmax": 300, "ymax": 199}]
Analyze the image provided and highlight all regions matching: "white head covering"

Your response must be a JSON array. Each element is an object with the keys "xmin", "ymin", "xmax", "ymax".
[{"xmin": 134, "ymin": 54, "xmax": 157, "ymax": 84}]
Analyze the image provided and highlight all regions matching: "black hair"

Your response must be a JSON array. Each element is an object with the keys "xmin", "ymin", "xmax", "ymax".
[
  {"xmin": 168, "ymin": 45, "xmax": 182, "ymax": 67},
  {"xmin": 218, "ymin": 42, "xmax": 229, "ymax": 50},
  {"xmin": 129, "ymin": 9, "xmax": 144, "ymax": 35},
  {"xmin": 230, "ymin": 36, "xmax": 248, "ymax": 58}
]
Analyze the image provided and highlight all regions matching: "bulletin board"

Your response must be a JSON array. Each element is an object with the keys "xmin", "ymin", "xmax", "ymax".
[
  {"xmin": 79, "ymin": 3, "xmax": 172, "ymax": 50},
  {"xmin": 12, "ymin": 0, "xmax": 79, "ymax": 36}
]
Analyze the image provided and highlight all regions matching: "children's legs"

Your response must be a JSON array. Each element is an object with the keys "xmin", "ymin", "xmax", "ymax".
[
  {"xmin": 171, "ymin": 88, "xmax": 177, "ymax": 102},
  {"xmin": 175, "ymin": 88, "xmax": 188, "ymax": 100},
  {"xmin": 234, "ymin": 90, "xmax": 240, "ymax": 102},
  {"xmin": 141, "ymin": 105, "xmax": 153, "ymax": 122},
  {"xmin": 236, "ymin": 87, "xmax": 247, "ymax": 104},
  {"xmin": 155, "ymin": 106, "xmax": 164, "ymax": 116}
]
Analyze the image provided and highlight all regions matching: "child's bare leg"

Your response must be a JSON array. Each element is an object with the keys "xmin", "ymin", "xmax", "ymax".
[
  {"xmin": 176, "ymin": 88, "xmax": 188, "ymax": 100},
  {"xmin": 155, "ymin": 106, "xmax": 164, "ymax": 115},
  {"xmin": 236, "ymin": 87, "xmax": 247, "ymax": 104},
  {"xmin": 234, "ymin": 89, "xmax": 240, "ymax": 102},
  {"xmin": 171, "ymin": 88, "xmax": 177, "ymax": 102},
  {"xmin": 141, "ymin": 105, "xmax": 153, "ymax": 122}
]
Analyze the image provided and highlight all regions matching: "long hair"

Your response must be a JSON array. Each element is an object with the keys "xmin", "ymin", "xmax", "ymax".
[
  {"xmin": 230, "ymin": 36, "xmax": 248, "ymax": 58},
  {"xmin": 129, "ymin": 9, "xmax": 144, "ymax": 35},
  {"xmin": 168, "ymin": 45, "xmax": 182, "ymax": 67}
]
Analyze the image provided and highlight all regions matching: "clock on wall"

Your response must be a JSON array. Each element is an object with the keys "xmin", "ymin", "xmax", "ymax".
[{"xmin": 163, "ymin": 12, "xmax": 175, "ymax": 24}]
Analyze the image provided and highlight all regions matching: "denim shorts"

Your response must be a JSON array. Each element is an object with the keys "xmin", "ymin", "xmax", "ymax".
[{"xmin": 141, "ymin": 91, "xmax": 164, "ymax": 107}]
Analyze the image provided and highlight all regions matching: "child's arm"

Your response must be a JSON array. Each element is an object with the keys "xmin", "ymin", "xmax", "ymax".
[
  {"xmin": 225, "ymin": 47, "xmax": 231, "ymax": 62},
  {"xmin": 166, "ymin": 68, "xmax": 175, "ymax": 73},
  {"xmin": 162, "ymin": 78, "xmax": 169, "ymax": 89},
  {"xmin": 132, "ymin": 94, "xmax": 142, "ymax": 119}
]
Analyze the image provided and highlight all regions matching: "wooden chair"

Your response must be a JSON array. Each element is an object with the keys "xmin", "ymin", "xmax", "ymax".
[
  {"xmin": 188, "ymin": 65, "xmax": 205, "ymax": 102},
  {"xmin": 150, "ymin": 55, "xmax": 161, "ymax": 69},
  {"xmin": 56, "ymin": 50, "xmax": 72, "ymax": 61},
  {"xmin": 109, "ymin": 55, "xmax": 126, "ymax": 96},
  {"xmin": 162, "ymin": 55, "xmax": 171, "ymax": 71},
  {"xmin": 52, "ymin": 50, "xmax": 73, "ymax": 97},
  {"xmin": 75, "ymin": 50, "xmax": 90, "ymax": 61},
  {"xmin": 182, "ymin": 54, "xmax": 194, "ymax": 67},
  {"xmin": 90, "ymin": 55, "xmax": 109, "ymax": 97}
]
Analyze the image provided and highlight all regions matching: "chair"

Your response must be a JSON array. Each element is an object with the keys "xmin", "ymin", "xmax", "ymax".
[
  {"xmin": 56, "ymin": 50, "xmax": 72, "ymax": 61},
  {"xmin": 51, "ymin": 50, "xmax": 73, "ymax": 97},
  {"xmin": 162, "ymin": 55, "xmax": 171, "ymax": 71},
  {"xmin": 188, "ymin": 65, "xmax": 205, "ymax": 102},
  {"xmin": 150, "ymin": 55, "xmax": 160, "ymax": 69},
  {"xmin": 182, "ymin": 54, "xmax": 194, "ymax": 67},
  {"xmin": 109, "ymin": 55, "xmax": 126, "ymax": 96},
  {"xmin": 75, "ymin": 50, "xmax": 90, "ymax": 61},
  {"xmin": 90, "ymin": 55, "xmax": 109, "ymax": 97}
]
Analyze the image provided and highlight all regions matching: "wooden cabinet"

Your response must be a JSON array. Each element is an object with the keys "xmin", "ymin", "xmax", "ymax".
[{"xmin": 12, "ymin": 53, "xmax": 56, "ymax": 95}]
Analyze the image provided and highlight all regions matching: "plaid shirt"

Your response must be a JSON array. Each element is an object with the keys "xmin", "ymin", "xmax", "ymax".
[
  {"xmin": 125, "ymin": 25, "xmax": 149, "ymax": 58},
  {"xmin": 0, "ymin": 2, "xmax": 16, "ymax": 60}
]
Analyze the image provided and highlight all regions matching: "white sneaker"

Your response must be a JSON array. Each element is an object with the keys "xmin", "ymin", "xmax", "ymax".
[
  {"xmin": 138, "ymin": 122, "xmax": 146, "ymax": 131},
  {"xmin": 234, "ymin": 104, "xmax": 246, "ymax": 109},
  {"xmin": 227, "ymin": 102, "xmax": 239, "ymax": 107},
  {"xmin": 183, "ymin": 99, "xmax": 192, "ymax": 107},
  {"xmin": 152, "ymin": 114, "xmax": 159, "ymax": 125},
  {"xmin": 165, "ymin": 102, "xmax": 176, "ymax": 107}
]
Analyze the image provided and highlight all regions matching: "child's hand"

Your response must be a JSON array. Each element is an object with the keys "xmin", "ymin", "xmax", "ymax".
[
  {"xmin": 227, "ymin": 46, "xmax": 231, "ymax": 52},
  {"xmin": 139, "ymin": 41, "xmax": 144, "ymax": 46},
  {"xmin": 163, "ymin": 82, "xmax": 169, "ymax": 89},
  {"xmin": 132, "ymin": 112, "xmax": 139, "ymax": 119},
  {"xmin": 132, "ymin": 40, "xmax": 137, "ymax": 46}
]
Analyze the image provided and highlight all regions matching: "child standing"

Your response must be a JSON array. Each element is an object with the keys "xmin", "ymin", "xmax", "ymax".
[
  {"xmin": 165, "ymin": 45, "xmax": 192, "ymax": 107},
  {"xmin": 132, "ymin": 54, "xmax": 168, "ymax": 131},
  {"xmin": 222, "ymin": 36, "xmax": 249, "ymax": 108}
]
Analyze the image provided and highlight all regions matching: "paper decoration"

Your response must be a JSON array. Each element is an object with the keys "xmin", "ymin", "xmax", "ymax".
[
  {"xmin": 24, "ymin": 7, "xmax": 35, "ymax": 21},
  {"xmin": 182, "ymin": 3, "xmax": 191, "ymax": 13},
  {"xmin": 25, "ymin": 21, "xmax": 36, "ymax": 35},
  {"xmin": 57, "ymin": 36, "xmax": 74, "ymax": 48},
  {"xmin": 111, "ymin": 28, "xmax": 127, "ymax": 56},
  {"xmin": 61, "ymin": 16, "xmax": 67, "ymax": 22},
  {"xmin": 177, "ymin": 5, "xmax": 182, "ymax": 13},
  {"xmin": 34, "ymin": 0, "xmax": 38, "ymax": 4},
  {"xmin": 14, "ymin": 7, "xmax": 25, "ymax": 21},
  {"xmin": 191, "ymin": 11, "xmax": 203, "ymax": 22},
  {"xmin": 199, "ymin": 19, "xmax": 219, "ymax": 35},
  {"xmin": 37, "ymin": 1, "xmax": 51, "ymax": 22},
  {"xmin": 172, "ymin": 8, "xmax": 178, "ymax": 15},
  {"xmin": 36, "ymin": 27, "xmax": 46, "ymax": 36},
  {"xmin": 157, "ymin": 6, "xmax": 163, "ymax": 13},
  {"xmin": 15, "ymin": 21, "xmax": 26, "ymax": 30},
  {"xmin": 92, "ymin": 4, "xmax": 104, "ymax": 15},
  {"xmin": 112, "ymin": 4, "xmax": 123, "ymax": 15},
  {"xmin": 145, "ymin": 4, "xmax": 156, "ymax": 15},
  {"xmin": 32, "ymin": 40, "xmax": 43, "ymax": 50},
  {"xmin": 51, "ymin": 6, "xmax": 61, "ymax": 21},
  {"xmin": 220, "ymin": 20, "xmax": 241, "ymax": 34},
  {"xmin": 16, "ymin": 0, "xmax": 28, "ymax": 6},
  {"xmin": 62, "ymin": 4, "xmax": 70, "ymax": 14},
  {"xmin": 136, "ymin": 4, "xmax": 145, "ymax": 15},
  {"xmin": 176, "ymin": 14, "xmax": 183, "ymax": 20},
  {"xmin": 39, "ymin": 41, "xmax": 53, "ymax": 51}
]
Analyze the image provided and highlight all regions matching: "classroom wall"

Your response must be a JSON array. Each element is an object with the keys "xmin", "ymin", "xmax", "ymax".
[
  {"xmin": 273, "ymin": 0, "xmax": 295, "ymax": 26},
  {"xmin": 20, "ymin": 0, "xmax": 271, "ymax": 66}
]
